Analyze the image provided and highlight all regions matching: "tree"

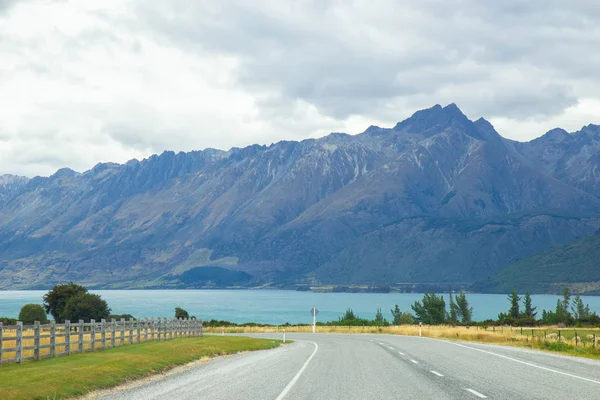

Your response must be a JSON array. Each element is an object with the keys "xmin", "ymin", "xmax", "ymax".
[
  {"xmin": 175, "ymin": 307, "xmax": 190, "ymax": 319},
  {"xmin": 508, "ymin": 290, "xmax": 521, "ymax": 319},
  {"xmin": 522, "ymin": 292, "xmax": 537, "ymax": 319},
  {"xmin": 62, "ymin": 293, "xmax": 111, "ymax": 322},
  {"xmin": 43, "ymin": 283, "xmax": 88, "ymax": 322},
  {"xmin": 375, "ymin": 308, "xmax": 384, "ymax": 325},
  {"xmin": 18, "ymin": 304, "xmax": 48, "ymax": 324},
  {"xmin": 555, "ymin": 287, "xmax": 572, "ymax": 323},
  {"xmin": 391, "ymin": 305, "xmax": 402, "ymax": 325},
  {"xmin": 448, "ymin": 293, "xmax": 459, "ymax": 323},
  {"xmin": 455, "ymin": 291, "xmax": 473, "ymax": 324},
  {"xmin": 411, "ymin": 292, "xmax": 446, "ymax": 324},
  {"xmin": 571, "ymin": 296, "xmax": 591, "ymax": 320}
]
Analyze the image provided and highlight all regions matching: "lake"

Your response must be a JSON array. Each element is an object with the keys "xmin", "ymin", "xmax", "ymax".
[{"xmin": 1, "ymin": 290, "xmax": 599, "ymax": 324}]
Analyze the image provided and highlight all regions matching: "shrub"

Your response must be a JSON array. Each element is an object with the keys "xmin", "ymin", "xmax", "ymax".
[
  {"xmin": 18, "ymin": 304, "xmax": 48, "ymax": 324},
  {"xmin": 175, "ymin": 307, "xmax": 190, "ymax": 319}
]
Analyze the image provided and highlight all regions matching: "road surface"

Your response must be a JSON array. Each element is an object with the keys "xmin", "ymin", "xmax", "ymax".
[{"xmin": 96, "ymin": 333, "xmax": 600, "ymax": 399}]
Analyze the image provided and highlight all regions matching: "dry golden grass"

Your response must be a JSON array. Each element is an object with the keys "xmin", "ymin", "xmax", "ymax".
[{"xmin": 204, "ymin": 324, "xmax": 600, "ymax": 357}]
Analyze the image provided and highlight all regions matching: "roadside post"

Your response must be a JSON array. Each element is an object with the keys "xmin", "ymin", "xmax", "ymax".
[
  {"xmin": 310, "ymin": 307, "xmax": 319, "ymax": 334},
  {"xmin": 419, "ymin": 322, "xmax": 422, "ymax": 337},
  {"xmin": 283, "ymin": 329, "xmax": 286, "ymax": 343}
]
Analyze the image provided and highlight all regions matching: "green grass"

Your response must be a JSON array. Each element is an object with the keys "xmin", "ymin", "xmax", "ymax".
[{"xmin": 0, "ymin": 336, "xmax": 282, "ymax": 400}]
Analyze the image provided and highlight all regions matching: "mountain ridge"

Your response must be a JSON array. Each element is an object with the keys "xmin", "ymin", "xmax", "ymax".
[{"xmin": 1, "ymin": 104, "xmax": 600, "ymax": 291}]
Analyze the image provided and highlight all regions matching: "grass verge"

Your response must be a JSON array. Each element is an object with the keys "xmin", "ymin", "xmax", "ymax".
[{"xmin": 0, "ymin": 336, "xmax": 281, "ymax": 400}]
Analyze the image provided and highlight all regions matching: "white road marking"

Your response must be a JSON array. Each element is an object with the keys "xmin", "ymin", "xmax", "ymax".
[
  {"xmin": 398, "ymin": 351, "xmax": 405, "ymax": 356},
  {"xmin": 379, "ymin": 342, "xmax": 385, "ymax": 345},
  {"xmin": 388, "ymin": 346, "xmax": 394, "ymax": 350},
  {"xmin": 450, "ymin": 342, "xmax": 600, "ymax": 386},
  {"xmin": 275, "ymin": 342, "xmax": 319, "ymax": 400},
  {"xmin": 410, "ymin": 359, "xmax": 418, "ymax": 364},
  {"xmin": 430, "ymin": 370, "xmax": 443, "ymax": 377},
  {"xmin": 465, "ymin": 388, "xmax": 487, "ymax": 398}
]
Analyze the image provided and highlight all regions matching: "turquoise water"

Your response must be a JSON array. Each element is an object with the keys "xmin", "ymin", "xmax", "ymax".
[{"xmin": 1, "ymin": 290, "xmax": 599, "ymax": 324}]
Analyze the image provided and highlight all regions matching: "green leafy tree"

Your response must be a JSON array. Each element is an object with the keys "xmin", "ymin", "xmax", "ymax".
[
  {"xmin": 448, "ymin": 293, "xmax": 459, "ymax": 323},
  {"xmin": 375, "ymin": 308, "xmax": 384, "ymax": 325},
  {"xmin": 508, "ymin": 290, "xmax": 521, "ymax": 319},
  {"xmin": 391, "ymin": 305, "xmax": 414, "ymax": 325},
  {"xmin": 522, "ymin": 292, "xmax": 537, "ymax": 319},
  {"xmin": 43, "ymin": 283, "xmax": 88, "ymax": 322},
  {"xmin": 411, "ymin": 292, "xmax": 446, "ymax": 324},
  {"xmin": 341, "ymin": 309, "xmax": 356, "ymax": 321},
  {"xmin": 62, "ymin": 293, "xmax": 111, "ymax": 322},
  {"xmin": 175, "ymin": 307, "xmax": 190, "ymax": 319},
  {"xmin": 18, "ymin": 304, "xmax": 48, "ymax": 324},
  {"xmin": 455, "ymin": 291, "xmax": 473, "ymax": 324}
]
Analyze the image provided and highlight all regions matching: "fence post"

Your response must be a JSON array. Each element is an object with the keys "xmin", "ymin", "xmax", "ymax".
[
  {"xmin": 78, "ymin": 320, "xmax": 84, "ymax": 353},
  {"xmin": 50, "ymin": 321, "xmax": 56, "ymax": 358},
  {"xmin": 111, "ymin": 319, "xmax": 116, "ymax": 348},
  {"xmin": 128, "ymin": 319, "xmax": 133, "ymax": 344},
  {"xmin": 151, "ymin": 318, "xmax": 155, "ymax": 341},
  {"xmin": 101, "ymin": 319, "xmax": 106, "ymax": 349},
  {"xmin": 594, "ymin": 334, "xmax": 596, "ymax": 348},
  {"xmin": 65, "ymin": 320, "xmax": 71, "ymax": 355},
  {"xmin": 34, "ymin": 321, "xmax": 41, "ymax": 361},
  {"xmin": 575, "ymin": 331, "xmax": 578, "ymax": 347},
  {"xmin": 0, "ymin": 322, "xmax": 3, "ymax": 366},
  {"xmin": 200, "ymin": 319, "xmax": 203, "ymax": 337},
  {"xmin": 137, "ymin": 319, "xmax": 141, "ymax": 344},
  {"xmin": 120, "ymin": 319, "xmax": 125, "ymax": 346},
  {"xmin": 558, "ymin": 330, "xmax": 561, "ymax": 342},
  {"xmin": 90, "ymin": 319, "xmax": 96, "ymax": 352},
  {"xmin": 144, "ymin": 318, "xmax": 148, "ymax": 342},
  {"xmin": 16, "ymin": 321, "xmax": 23, "ymax": 365}
]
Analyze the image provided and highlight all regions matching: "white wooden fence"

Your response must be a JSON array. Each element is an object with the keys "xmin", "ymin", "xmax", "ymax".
[{"xmin": 0, "ymin": 317, "xmax": 203, "ymax": 366}]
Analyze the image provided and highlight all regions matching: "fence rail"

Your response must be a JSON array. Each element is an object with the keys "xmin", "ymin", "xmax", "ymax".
[{"xmin": 0, "ymin": 317, "xmax": 203, "ymax": 366}]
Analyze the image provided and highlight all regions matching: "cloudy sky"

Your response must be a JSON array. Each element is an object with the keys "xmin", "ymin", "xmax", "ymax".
[{"xmin": 1, "ymin": 0, "xmax": 600, "ymax": 177}]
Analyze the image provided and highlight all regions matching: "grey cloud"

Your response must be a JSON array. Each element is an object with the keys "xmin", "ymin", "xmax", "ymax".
[{"xmin": 135, "ymin": 0, "xmax": 600, "ymax": 121}]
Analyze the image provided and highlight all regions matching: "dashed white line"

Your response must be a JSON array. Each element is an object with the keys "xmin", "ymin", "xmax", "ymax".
[
  {"xmin": 465, "ymin": 388, "xmax": 487, "ymax": 398},
  {"xmin": 398, "ymin": 351, "xmax": 405, "ymax": 356},
  {"xmin": 450, "ymin": 341, "xmax": 600, "ymax": 386},
  {"xmin": 388, "ymin": 346, "xmax": 394, "ymax": 350},
  {"xmin": 378, "ymin": 342, "xmax": 385, "ymax": 345},
  {"xmin": 410, "ymin": 359, "xmax": 418, "ymax": 364},
  {"xmin": 275, "ymin": 342, "xmax": 319, "ymax": 400},
  {"xmin": 430, "ymin": 370, "xmax": 443, "ymax": 377}
]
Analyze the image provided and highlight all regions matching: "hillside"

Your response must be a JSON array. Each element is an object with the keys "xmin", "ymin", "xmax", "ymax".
[
  {"xmin": 1, "ymin": 104, "xmax": 600, "ymax": 290},
  {"xmin": 475, "ymin": 230, "xmax": 600, "ymax": 294}
]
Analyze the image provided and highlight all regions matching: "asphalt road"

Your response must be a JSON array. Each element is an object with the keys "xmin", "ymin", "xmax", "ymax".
[{"xmin": 96, "ymin": 333, "xmax": 600, "ymax": 399}]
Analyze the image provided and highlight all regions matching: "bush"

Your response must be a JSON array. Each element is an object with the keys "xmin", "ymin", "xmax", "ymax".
[
  {"xmin": 62, "ymin": 293, "xmax": 111, "ymax": 322},
  {"xmin": 0, "ymin": 317, "xmax": 17, "ymax": 325},
  {"xmin": 18, "ymin": 304, "xmax": 48, "ymax": 324},
  {"xmin": 175, "ymin": 307, "xmax": 189, "ymax": 319}
]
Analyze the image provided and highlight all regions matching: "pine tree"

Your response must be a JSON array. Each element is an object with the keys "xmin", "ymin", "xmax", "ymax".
[
  {"xmin": 411, "ymin": 292, "xmax": 446, "ymax": 324},
  {"xmin": 522, "ymin": 292, "xmax": 537, "ymax": 318},
  {"xmin": 508, "ymin": 289, "xmax": 520, "ymax": 319},
  {"xmin": 448, "ymin": 292, "xmax": 459, "ymax": 323},
  {"xmin": 375, "ymin": 308, "xmax": 384, "ymax": 325},
  {"xmin": 391, "ymin": 305, "xmax": 402, "ymax": 325},
  {"xmin": 455, "ymin": 291, "xmax": 473, "ymax": 324}
]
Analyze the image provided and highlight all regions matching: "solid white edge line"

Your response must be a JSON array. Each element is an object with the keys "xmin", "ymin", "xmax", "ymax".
[
  {"xmin": 450, "ymin": 341, "xmax": 600, "ymax": 386},
  {"xmin": 465, "ymin": 388, "xmax": 487, "ymax": 398},
  {"xmin": 410, "ymin": 359, "xmax": 418, "ymax": 364},
  {"xmin": 275, "ymin": 342, "xmax": 319, "ymax": 400},
  {"xmin": 430, "ymin": 370, "xmax": 443, "ymax": 377}
]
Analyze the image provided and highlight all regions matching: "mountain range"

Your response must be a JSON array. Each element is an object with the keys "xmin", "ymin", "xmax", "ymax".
[{"xmin": 1, "ymin": 104, "xmax": 599, "ymax": 292}]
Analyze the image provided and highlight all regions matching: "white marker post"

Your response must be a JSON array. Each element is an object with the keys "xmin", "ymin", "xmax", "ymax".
[
  {"xmin": 310, "ymin": 307, "xmax": 318, "ymax": 334},
  {"xmin": 419, "ymin": 322, "xmax": 422, "ymax": 337},
  {"xmin": 283, "ymin": 329, "xmax": 286, "ymax": 343}
]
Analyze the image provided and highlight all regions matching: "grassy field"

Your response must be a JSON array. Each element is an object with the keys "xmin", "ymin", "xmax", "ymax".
[
  {"xmin": 0, "ymin": 336, "xmax": 281, "ymax": 400},
  {"xmin": 205, "ymin": 324, "xmax": 600, "ymax": 359}
]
